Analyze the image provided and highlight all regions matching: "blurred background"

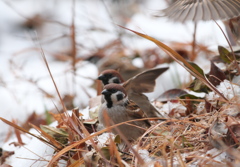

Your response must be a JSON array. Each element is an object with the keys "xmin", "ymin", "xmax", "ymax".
[{"xmin": 0, "ymin": 0, "xmax": 229, "ymax": 145}]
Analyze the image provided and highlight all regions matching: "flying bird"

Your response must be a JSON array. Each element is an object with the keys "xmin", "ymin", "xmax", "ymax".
[{"xmin": 159, "ymin": 0, "xmax": 240, "ymax": 22}]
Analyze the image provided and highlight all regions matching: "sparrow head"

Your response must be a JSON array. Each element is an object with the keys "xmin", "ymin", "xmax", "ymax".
[
  {"xmin": 98, "ymin": 69, "xmax": 124, "ymax": 85},
  {"xmin": 101, "ymin": 83, "xmax": 127, "ymax": 108}
]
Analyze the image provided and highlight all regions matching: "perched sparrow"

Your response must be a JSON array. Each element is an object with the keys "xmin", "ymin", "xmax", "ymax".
[
  {"xmin": 96, "ymin": 54, "xmax": 144, "ymax": 81},
  {"xmin": 98, "ymin": 83, "xmax": 151, "ymax": 141},
  {"xmin": 98, "ymin": 67, "xmax": 169, "ymax": 118},
  {"xmin": 159, "ymin": 0, "xmax": 240, "ymax": 22}
]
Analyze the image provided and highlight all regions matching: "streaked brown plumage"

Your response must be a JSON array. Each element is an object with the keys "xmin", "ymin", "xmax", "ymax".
[
  {"xmin": 98, "ymin": 83, "xmax": 151, "ymax": 141},
  {"xmin": 160, "ymin": 0, "xmax": 240, "ymax": 22},
  {"xmin": 98, "ymin": 67, "xmax": 169, "ymax": 118}
]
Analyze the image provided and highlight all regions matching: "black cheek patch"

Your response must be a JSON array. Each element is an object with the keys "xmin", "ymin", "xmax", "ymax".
[{"xmin": 116, "ymin": 94, "xmax": 123, "ymax": 101}]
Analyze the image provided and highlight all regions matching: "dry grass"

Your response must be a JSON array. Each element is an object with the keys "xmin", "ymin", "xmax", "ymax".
[{"xmin": 1, "ymin": 1, "xmax": 240, "ymax": 167}]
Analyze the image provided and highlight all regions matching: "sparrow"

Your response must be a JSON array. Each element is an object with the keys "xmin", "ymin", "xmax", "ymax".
[
  {"xmin": 98, "ymin": 83, "xmax": 151, "ymax": 141},
  {"xmin": 97, "ymin": 67, "xmax": 169, "ymax": 118},
  {"xmin": 96, "ymin": 54, "xmax": 144, "ymax": 81},
  {"xmin": 159, "ymin": 0, "xmax": 240, "ymax": 22}
]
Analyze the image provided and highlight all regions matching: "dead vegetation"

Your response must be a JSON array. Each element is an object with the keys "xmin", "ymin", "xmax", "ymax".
[{"xmin": 1, "ymin": 1, "xmax": 240, "ymax": 167}]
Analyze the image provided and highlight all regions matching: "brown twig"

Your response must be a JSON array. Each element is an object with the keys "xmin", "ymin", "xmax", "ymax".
[
  {"xmin": 191, "ymin": 23, "xmax": 197, "ymax": 61},
  {"xmin": 214, "ymin": 20, "xmax": 240, "ymax": 74}
]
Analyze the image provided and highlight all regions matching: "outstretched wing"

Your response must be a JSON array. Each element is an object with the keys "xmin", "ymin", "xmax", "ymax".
[
  {"xmin": 160, "ymin": 0, "xmax": 240, "ymax": 22},
  {"xmin": 123, "ymin": 67, "xmax": 169, "ymax": 93}
]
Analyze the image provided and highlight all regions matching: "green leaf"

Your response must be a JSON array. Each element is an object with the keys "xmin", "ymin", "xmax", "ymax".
[
  {"xmin": 189, "ymin": 78, "xmax": 209, "ymax": 93},
  {"xmin": 187, "ymin": 62, "xmax": 204, "ymax": 76},
  {"xmin": 114, "ymin": 135, "xmax": 121, "ymax": 144},
  {"xmin": 101, "ymin": 147, "xmax": 111, "ymax": 160},
  {"xmin": 218, "ymin": 46, "xmax": 233, "ymax": 64},
  {"xmin": 180, "ymin": 94, "xmax": 202, "ymax": 99}
]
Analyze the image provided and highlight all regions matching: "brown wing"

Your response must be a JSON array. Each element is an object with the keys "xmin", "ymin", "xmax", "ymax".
[
  {"xmin": 123, "ymin": 67, "xmax": 168, "ymax": 93},
  {"xmin": 161, "ymin": 0, "xmax": 240, "ymax": 22},
  {"xmin": 125, "ymin": 100, "xmax": 146, "ymax": 118},
  {"xmin": 125, "ymin": 100, "xmax": 151, "ymax": 127},
  {"xmin": 128, "ymin": 92, "xmax": 164, "ymax": 118}
]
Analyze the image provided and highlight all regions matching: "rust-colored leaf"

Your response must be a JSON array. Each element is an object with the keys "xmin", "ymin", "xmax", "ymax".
[
  {"xmin": 158, "ymin": 89, "xmax": 188, "ymax": 101},
  {"xmin": 49, "ymin": 112, "xmax": 66, "ymax": 127},
  {"xmin": 204, "ymin": 99, "xmax": 215, "ymax": 113},
  {"xmin": 21, "ymin": 112, "xmax": 47, "ymax": 131},
  {"xmin": 12, "ymin": 119, "xmax": 24, "ymax": 146},
  {"xmin": 209, "ymin": 61, "xmax": 226, "ymax": 86},
  {"xmin": 0, "ymin": 148, "xmax": 14, "ymax": 166}
]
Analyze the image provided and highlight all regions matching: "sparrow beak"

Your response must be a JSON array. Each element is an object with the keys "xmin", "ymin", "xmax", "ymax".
[
  {"xmin": 98, "ymin": 75, "xmax": 109, "ymax": 85},
  {"xmin": 97, "ymin": 75, "xmax": 105, "ymax": 81},
  {"xmin": 101, "ymin": 89, "xmax": 111, "ymax": 95}
]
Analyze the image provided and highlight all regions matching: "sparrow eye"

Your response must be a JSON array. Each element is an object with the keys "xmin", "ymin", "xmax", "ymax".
[
  {"xmin": 105, "ymin": 74, "xmax": 113, "ymax": 78},
  {"xmin": 109, "ymin": 89, "xmax": 117, "ymax": 93},
  {"xmin": 113, "ymin": 78, "xmax": 120, "ymax": 84}
]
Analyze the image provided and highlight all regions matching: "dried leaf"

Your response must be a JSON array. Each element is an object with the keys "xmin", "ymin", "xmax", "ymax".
[
  {"xmin": 225, "ymin": 116, "xmax": 240, "ymax": 127},
  {"xmin": 40, "ymin": 125, "xmax": 69, "ymax": 145},
  {"xmin": 120, "ymin": 26, "xmax": 228, "ymax": 102},
  {"xmin": 63, "ymin": 94, "xmax": 75, "ymax": 110},
  {"xmin": 158, "ymin": 89, "xmax": 188, "ymax": 101},
  {"xmin": 72, "ymin": 107, "xmax": 83, "ymax": 120},
  {"xmin": 67, "ymin": 152, "xmax": 84, "ymax": 167},
  {"xmin": 204, "ymin": 99, "xmax": 215, "ymax": 113},
  {"xmin": 49, "ymin": 112, "xmax": 66, "ymax": 127},
  {"xmin": 0, "ymin": 117, "xmax": 61, "ymax": 150},
  {"xmin": 209, "ymin": 119, "xmax": 228, "ymax": 149},
  {"xmin": 225, "ymin": 116, "xmax": 240, "ymax": 147},
  {"xmin": 89, "ymin": 107, "xmax": 99, "ymax": 120},
  {"xmin": 83, "ymin": 151, "xmax": 100, "ymax": 167},
  {"xmin": 12, "ymin": 120, "xmax": 24, "ymax": 146},
  {"xmin": 209, "ymin": 61, "xmax": 226, "ymax": 86},
  {"xmin": 30, "ymin": 123, "xmax": 63, "ymax": 149},
  {"xmin": 0, "ymin": 148, "xmax": 14, "ymax": 166},
  {"xmin": 101, "ymin": 147, "xmax": 111, "ymax": 160},
  {"xmin": 21, "ymin": 112, "xmax": 46, "ymax": 131}
]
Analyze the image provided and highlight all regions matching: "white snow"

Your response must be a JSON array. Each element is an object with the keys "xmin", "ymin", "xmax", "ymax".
[
  {"xmin": 206, "ymin": 80, "xmax": 240, "ymax": 101},
  {"xmin": 3, "ymin": 129, "xmax": 56, "ymax": 167}
]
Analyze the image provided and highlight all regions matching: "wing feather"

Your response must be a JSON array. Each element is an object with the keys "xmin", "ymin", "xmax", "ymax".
[
  {"xmin": 125, "ymin": 100, "xmax": 151, "ymax": 127},
  {"xmin": 123, "ymin": 67, "xmax": 168, "ymax": 93},
  {"xmin": 160, "ymin": 0, "xmax": 240, "ymax": 22}
]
